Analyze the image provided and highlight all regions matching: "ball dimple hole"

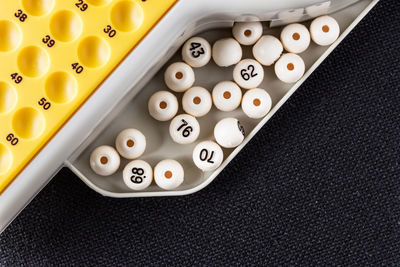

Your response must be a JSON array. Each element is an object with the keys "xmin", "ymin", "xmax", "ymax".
[
  {"xmin": 164, "ymin": 171, "xmax": 172, "ymax": 179},
  {"xmin": 253, "ymin": 98, "xmax": 261, "ymax": 107},
  {"xmin": 22, "ymin": 0, "xmax": 54, "ymax": 16},
  {"xmin": 193, "ymin": 96, "xmax": 201, "ymax": 105},
  {"xmin": 77, "ymin": 36, "xmax": 110, "ymax": 68},
  {"xmin": 292, "ymin": 32, "xmax": 300, "ymax": 40},
  {"xmin": 111, "ymin": 0, "xmax": 144, "ymax": 32},
  {"xmin": 0, "ymin": 82, "xmax": 17, "ymax": 114},
  {"xmin": 0, "ymin": 144, "xmax": 12, "ymax": 174},
  {"xmin": 159, "ymin": 101, "xmax": 167, "ymax": 109},
  {"xmin": 12, "ymin": 107, "xmax": 45, "ymax": 139},
  {"xmin": 100, "ymin": 156, "xmax": 108, "ymax": 165},
  {"xmin": 45, "ymin": 71, "xmax": 77, "ymax": 104},
  {"xmin": 287, "ymin": 63, "xmax": 295, "ymax": 71},
  {"xmin": 0, "ymin": 20, "xmax": 22, "ymax": 52},
  {"xmin": 223, "ymin": 91, "xmax": 231, "ymax": 99},
  {"xmin": 175, "ymin": 72, "xmax": 183, "ymax": 79},
  {"xmin": 244, "ymin": 29, "xmax": 252, "ymax": 37},
  {"xmin": 50, "ymin": 10, "xmax": 82, "ymax": 42},
  {"xmin": 322, "ymin": 25, "xmax": 330, "ymax": 33},
  {"xmin": 126, "ymin": 139, "xmax": 134, "ymax": 148},
  {"xmin": 17, "ymin": 46, "xmax": 50, "ymax": 77}
]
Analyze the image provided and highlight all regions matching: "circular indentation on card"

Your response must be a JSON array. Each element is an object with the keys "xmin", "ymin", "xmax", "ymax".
[
  {"xmin": 0, "ymin": 82, "xmax": 17, "ymax": 114},
  {"xmin": 0, "ymin": 20, "xmax": 22, "ymax": 52},
  {"xmin": 21, "ymin": 0, "xmax": 55, "ymax": 16},
  {"xmin": 0, "ymin": 144, "xmax": 12, "ymax": 175},
  {"xmin": 86, "ymin": 0, "xmax": 113, "ymax": 6},
  {"xmin": 50, "ymin": 10, "xmax": 82, "ymax": 42},
  {"xmin": 45, "ymin": 72, "xmax": 77, "ymax": 104},
  {"xmin": 12, "ymin": 107, "xmax": 45, "ymax": 139},
  {"xmin": 77, "ymin": 36, "xmax": 110, "ymax": 68},
  {"xmin": 111, "ymin": 0, "xmax": 143, "ymax": 32},
  {"xmin": 17, "ymin": 46, "xmax": 50, "ymax": 77}
]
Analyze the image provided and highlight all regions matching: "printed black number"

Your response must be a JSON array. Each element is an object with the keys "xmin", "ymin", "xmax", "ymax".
[
  {"xmin": 177, "ymin": 119, "xmax": 193, "ymax": 137},
  {"xmin": 189, "ymin": 42, "xmax": 204, "ymax": 58},
  {"xmin": 71, "ymin": 63, "xmax": 84, "ymax": 74},
  {"xmin": 131, "ymin": 168, "xmax": 145, "ymax": 184},
  {"xmin": 14, "ymin": 9, "xmax": 27, "ymax": 22},
  {"xmin": 237, "ymin": 121, "xmax": 245, "ymax": 136},
  {"xmin": 10, "ymin": 73, "xmax": 23, "ymax": 84},
  {"xmin": 42, "ymin": 35, "xmax": 55, "ymax": 47},
  {"xmin": 103, "ymin": 25, "xmax": 116, "ymax": 38},
  {"xmin": 6, "ymin": 133, "xmax": 19, "ymax": 146},
  {"xmin": 75, "ymin": 0, "xmax": 88, "ymax": 11},
  {"xmin": 38, "ymin": 98, "xmax": 51, "ymax": 110},
  {"xmin": 199, "ymin": 149, "xmax": 215, "ymax": 163},
  {"xmin": 240, "ymin": 65, "xmax": 258, "ymax": 81}
]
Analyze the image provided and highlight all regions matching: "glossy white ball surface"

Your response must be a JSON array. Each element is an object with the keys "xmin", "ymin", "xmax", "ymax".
[
  {"xmin": 182, "ymin": 86, "xmax": 212, "ymax": 117},
  {"xmin": 212, "ymin": 38, "xmax": 242, "ymax": 67},
  {"xmin": 148, "ymin": 91, "xmax": 178, "ymax": 121},
  {"xmin": 212, "ymin": 81, "xmax": 242, "ymax": 112},
  {"xmin": 252, "ymin": 35, "xmax": 283, "ymax": 66},
  {"xmin": 275, "ymin": 53, "xmax": 305, "ymax": 83},
  {"xmin": 169, "ymin": 114, "xmax": 200, "ymax": 144},
  {"xmin": 280, "ymin": 23, "xmax": 310, "ymax": 54},
  {"xmin": 192, "ymin": 141, "xmax": 224, "ymax": 172},
  {"xmin": 310, "ymin": 15, "xmax": 340, "ymax": 46},
  {"xmin": 164, "ymin": 62, "xmax": 195, "ymax": 92},
  {"xmin": 90, "ymin": 145, "xmax": 120, "ymax": 176},
  {"xmin": 122, "ymin": 160, "xmax": 153, "ymax": 191},
  {"xmin": 241, "ymin": 88, "xmax": 272, "ymax": 119},
  {"xmin": 233, "ymin": 59, "xmax": 264, "ymax": 89},
  {"xmin": 154, "ymin": 159, "xmax": 184, "ymax": 190},
  {"xmin": 214, "ymin": 117, "xmax": 245, "ymax": 148},
  {"xmin": 115, "ymin": 128, "xmax": 146, "ymax": 160},
  {"xmin": 182, "ymin": 36, "xmax": 211, "ymax": 68},
  {"xmin": 232, "ymin": 21, "xmax": 263, "ymax": 46}
]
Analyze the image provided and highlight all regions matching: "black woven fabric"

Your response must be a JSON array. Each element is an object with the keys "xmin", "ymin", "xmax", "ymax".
[{"xmin": 1, "ymin": 1, "xmax": 399, "ymax": 266}]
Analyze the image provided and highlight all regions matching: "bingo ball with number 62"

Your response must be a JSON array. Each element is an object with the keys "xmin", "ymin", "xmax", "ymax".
[
  {"xmin": 169, "ymin": 114, "xmax": 200, "ymax": 144},
  {"xmin": 123, "ymin": 160, "xmax": 153, "ymax": 191},
  {"xmin": 233, "ymin": 59, "xmax": 264, "ymax": 89},
  {"xmin": 182, "ymin": 37, "xmax": 211, "ymax": 68},
  {"xmin": 193, "ymin": 141, "xmax": 224, "ymax": 172}
]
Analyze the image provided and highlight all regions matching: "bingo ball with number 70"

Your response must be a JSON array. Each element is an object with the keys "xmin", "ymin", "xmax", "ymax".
[
  {"xmin": 169, "ymin": 114, "xmax": 200, "ymax": 144},
  {"xmin": 123, "ymin": 160, "xmax": 153, "ymax": 191},
  {"xmin": 193, "ymin": 141, "xmax": 224, "ymax": 172},
  {"xmin": 182, "ymin": 37, "xmax": 211, "ymax": 68}
]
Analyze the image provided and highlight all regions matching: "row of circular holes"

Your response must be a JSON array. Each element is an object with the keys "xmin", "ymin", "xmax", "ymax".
[{"xmin": 0, "ymin": 0, "xmax": 144, "ymax": 53}]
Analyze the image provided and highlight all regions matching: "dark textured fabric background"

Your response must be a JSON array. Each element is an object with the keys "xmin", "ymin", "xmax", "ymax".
[{"xmin": 1, "ymin": 1, "xmax": 399, "ymax": 266}]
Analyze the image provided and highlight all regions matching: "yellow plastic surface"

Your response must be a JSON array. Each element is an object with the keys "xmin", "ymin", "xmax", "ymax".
[{"xmin": 0, "ymin": 0, "xmax": 176, "ymax": 192}]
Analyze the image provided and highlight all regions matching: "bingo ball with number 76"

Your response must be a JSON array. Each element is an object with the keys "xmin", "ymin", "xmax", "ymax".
[
  {"xmin": 123, "ymin": 160, "xmax": 153, "ymax": 191},
  {"xmin": 169, "ymin": 114, "xmax": 200, "ymax": 144}
]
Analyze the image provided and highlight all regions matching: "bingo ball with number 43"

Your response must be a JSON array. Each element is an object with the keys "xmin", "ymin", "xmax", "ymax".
[
  {"xmin": 169, "ymin": 114, "xmax": 200, "ymax": 144},
  {"xmin": 193, "ymin": 141, "xmax": 224, "ymax": 172},
  {"xmin": 182, "ymin": 37, "xmax": 211, "ymax": 68},
  {"xmin": 123, "ymin": 160, "xmax": 153, "ymax": 191},
  {"xmin": 233, "ymin": 59, "xmax": 264, "ymax": 89}
]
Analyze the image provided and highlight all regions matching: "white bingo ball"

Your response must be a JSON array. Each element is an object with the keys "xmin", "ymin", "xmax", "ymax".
[
  {"xmin": 275, "ymin": 53, "xmax": 305, "ymax": 83},
  {"xmin": 154, "ymin": 159, "xmax": 184, "ymax": 190},
  {"xmin": 280, "ymin": 23, "xmax": 310, "ymax": 54},
  {"xmin": 90, "ymin": 145, "xmax": 120, "ymax": 176},
  {"xmin": 310, "ymin": 15, "xmax": 340, "ymax": 46},
  {"xmin": 214, "ymin": 118, "xmax": 245, "ymax": 148},
  {"xmin": 182, "ymin": 37, "xmax": 211, "ymax": 68},
  {"xmin": 232, "ymin": 21, "xmax": 263, "ymax": 46},
  {"xmin": 123, "ymin": 160, "xmax": 153, "ymax": 191},
  {"xmin": 212, "ymin": 81, "xmax": 242, "ymax": 112},
  {"xmin": 241, "ymin": 88, "xmax": 272, "ymax": 119},
  {"xmin": 164, "ymin": 62, "xmax": 195, "ymax": 92},
  {"xmin": 169, "ymin": 114, "xmax": 200, "ymax": 144},
  {"xmin": 233, "ymin": 59, "xmax": 264, "ymax": 89},
  {"xmin": 115, "ymin": 128, "xmax": 146, "ymax": 160},
  {"xmin": 148, "ymin": 91, "xmax": 178, "ymax": 121},
  {"xmin": 252, "ymin": 35, "xmax": 283, "ymax": 66},
  {"xmin": 182, "ymin": 86, "xmax": 212, "ymax": 117},
  {"xmin": 212, "ymin": 38, "xmax": 242, "ymax": 67},
  {"xmin": 192, "ymin": 141, "xmax": 224, "ymax": 172}
]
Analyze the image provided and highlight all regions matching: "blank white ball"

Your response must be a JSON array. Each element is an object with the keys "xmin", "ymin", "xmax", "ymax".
[
  {"xmin": 252, "ymin": 35, "xmax": 283, "ymax": 66},
  {"xmin": 182, "ymin": 86, "xmax": 212, "ymax": 117},
  {"xmin": 310, "ymin": 15, "xmax": 340, "ymax": 46},
  {"xmin": 148, "ymin": 91, "xmax": 178, "ymax": 121},
  {"xmin": 232, "ymin": 21, "xmax": 263, "ymax": 46},
  {"xmin": 280, "ymin": 23, "xmax": 310, "ymax": 54},
  {"xmin": 192, "ymin": 141, "xmax": 224, "ymax": 172},
  {"xmin": 212, "ymin": 81, "xmax": 242, "ymax": 112},
  {"xmin": 115, "ymin": 128, "xmax": 146, "ymax": 160},
  {"xmin": 169, "ymin": 114, "xmax": 200, "ymax": 144},
  {"xmin": 164, "ymin": 62, "xmax": 195, "ymax": 92},
  {"xmin": 182, "ymin": 37, "xmax": 211, "ymax": 68},
  {"xmin": 123, "ymin": 160, "xmax": 153, "ymax": 191},
  {"xmin": 154, "ymin": 159, "xmax": 184, "ymax": 190},
  {"xmin": 212, "ymin": 38, "xmax": 242, "ymax": 67},
  {"xmin": 241, "ymin": 88, "xmax": 272, "ymax": 119},
  {"xmin": 90, "ymin": 145, "xmax": 120, "ymax": 176},
  {"xmin": 233, "ymin": 59, "xmax": 264, "ymax": 89},
  {"xmin": 214, "ymin": 117, "xmax": 245, "ymax": 148},
  {"xmin": 275, "ymin": 53, "xmax": 305, "ymax": 83}
]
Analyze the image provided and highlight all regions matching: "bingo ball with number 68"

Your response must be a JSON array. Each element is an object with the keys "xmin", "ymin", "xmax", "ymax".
[
  {"xmin": 169, "ymin": 114, "xmax": 200, "ymax": 144},
  {"xmin": 214, "ymin": 117, "xmax": 245, "ymax": 148},
  {"xmin": 233, "ymin": 59, "xmax": 264, "ymax": 89},
  {"xmin": 123, "ymin": 160, "xmax": 153, "ymax": 191},
  {"xmin": 182, "ymin": 37, "xmax": 211, "ymax": 68},
  {"xmin": 193, "ymin": 141, "xmax": 224, "ymax": 172}
]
